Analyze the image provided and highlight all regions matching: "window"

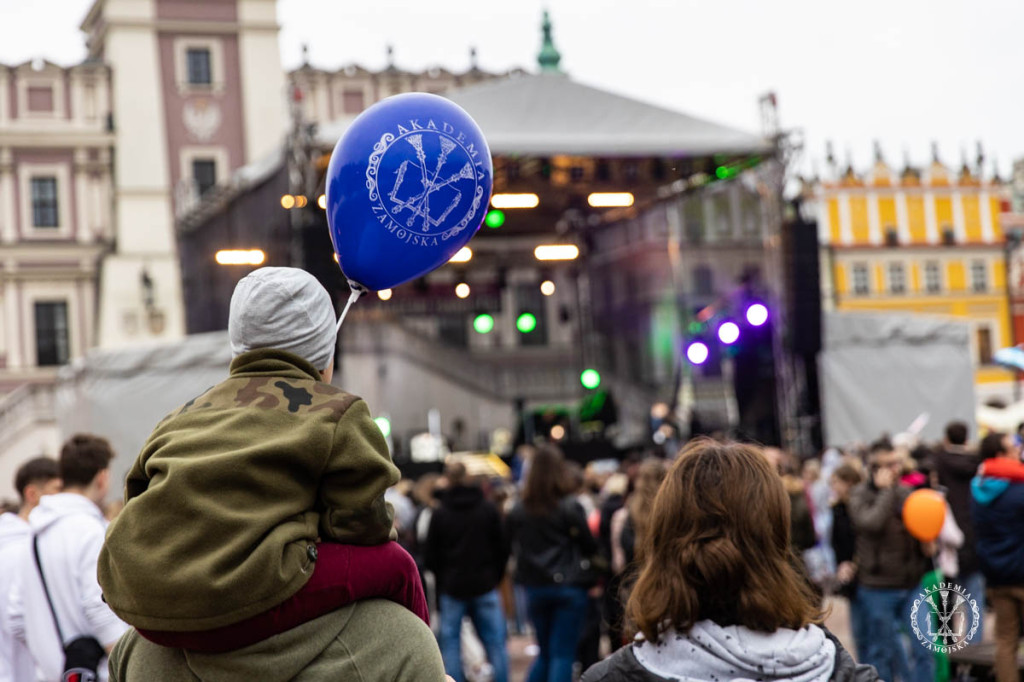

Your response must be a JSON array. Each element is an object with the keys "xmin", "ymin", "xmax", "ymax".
[
  {"xmin": 570, "ymin": 166, "xmax": 585, "ymax": 182},
  {"xmin": 26, "ymin": 86, "xmax": 54, "ymax": 112},
  {"xmin": 852, "ymin": 264, "xmax": 870, "ymax": 295},
  {"xmin": 884, "ymin": 227, "xmax": 899, "ymax": 246},
  {"xmin": 342, "ymin": 89, "xmax": 364, "ymax": 114},
  {"xmin": 31, "ymin": 177, "xmax": 58, "ymax": 228},
  {"xmin": 186, "ymin": 48, "xmax": 212, "ymax": 86},
  {"xmin": 34, "ymin": 301, "xmax": 69, "ymax": 367},
  {"xmin": 971, "ymin": 260, "xmax": 988, "ymax": 292},
  {"xmin": 693, "ymin": 265, "xmax": 714, "ymax": 296},
  {"xmin": 888, "ymin": 262, "xmax": 906, "ymax": 294},
  {"xmin": 942, "ymin": 226, "xmax": 956, "ymax": 246},
  {"xmin": 192, "ymin": 159, "xmax": 216, "ymax": 197},
  {"xmin": 925, "ymin": 261, "xmax": 942, "ymax": 293},
  {"xmin": 977, "ymin": 326, "xmax": 993, "ymax": 365}
]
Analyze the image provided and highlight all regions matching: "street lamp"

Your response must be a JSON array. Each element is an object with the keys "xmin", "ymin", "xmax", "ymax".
[{"xmin": 449, "ymin": 247, "xmax": 473, "ymax": 263}]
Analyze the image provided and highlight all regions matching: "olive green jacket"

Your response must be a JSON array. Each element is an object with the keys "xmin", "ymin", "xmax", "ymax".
[
  {"xmin": 98, "ymin": 349, "xmax": 399, "ymax": 631},
  {"xmin": 108, "ymin": 599, "xmax": 445, "ymax": 682}
]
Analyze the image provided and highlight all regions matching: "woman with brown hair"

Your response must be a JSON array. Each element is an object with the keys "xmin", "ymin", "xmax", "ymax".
[
  {"xmin": 506, "ymin": 445, "xmax": 599, "ymax": 682},
  {"xmin": 582, "ymin": 439, "xmax": 877, "ymax": 682}
]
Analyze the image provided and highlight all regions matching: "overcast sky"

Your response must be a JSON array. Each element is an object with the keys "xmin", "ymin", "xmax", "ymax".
[{"xmin": 2, "ymin": 0, "xmax": 1021, "ymax": 178}]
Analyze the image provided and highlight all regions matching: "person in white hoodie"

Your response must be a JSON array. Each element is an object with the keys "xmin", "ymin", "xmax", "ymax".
[
  {"xmin": 582, "ymin": 439, "xmax": 879, "ymax": 682},
  {"xmin": 6, "ymin": 435, "xmax": 128, "ymax": 682},
  {"xmin": 0, "ymin": 457, "xmax": 61, "ymax": 682}
]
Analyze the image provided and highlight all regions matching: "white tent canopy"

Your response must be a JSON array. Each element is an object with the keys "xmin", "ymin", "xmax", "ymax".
[
  {"xmin": 56, "ymin": 332, "xmax": 232, "ymax": 488},
  {"xmin": 819, "ymin": 311, "xmax": 976, "ymax": 447}
]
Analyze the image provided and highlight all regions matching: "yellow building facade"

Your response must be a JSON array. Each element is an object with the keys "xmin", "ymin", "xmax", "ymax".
[{"xmin": 815, "ymin": 154, "xmax": 1013, "ymax": 402}]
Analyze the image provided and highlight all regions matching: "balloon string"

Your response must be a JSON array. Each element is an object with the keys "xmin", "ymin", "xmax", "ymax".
[{"xmin": 336, "ymin": 285, "xmax": 365, "ymax": 334}]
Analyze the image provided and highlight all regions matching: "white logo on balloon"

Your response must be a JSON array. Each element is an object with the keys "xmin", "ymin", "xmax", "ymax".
[{"xmin": 366, "ymin": 122, "xmax": 485, "ymax": 246}]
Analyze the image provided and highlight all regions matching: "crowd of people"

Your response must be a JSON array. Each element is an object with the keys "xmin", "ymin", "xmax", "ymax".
[{"xmin": 0, "ymin": 265, "xmax": 1021, "ymax": 682}]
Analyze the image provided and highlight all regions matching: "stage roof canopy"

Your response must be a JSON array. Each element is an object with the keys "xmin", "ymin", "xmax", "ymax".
[{"xmin": 445, "ymin": 72, "xmax": 772, "ymax": 157}]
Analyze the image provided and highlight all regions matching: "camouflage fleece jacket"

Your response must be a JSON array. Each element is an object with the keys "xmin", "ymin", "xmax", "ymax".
[{"xmin": 97, "ymin": 348, "xmax": 399, "ymax": 632}]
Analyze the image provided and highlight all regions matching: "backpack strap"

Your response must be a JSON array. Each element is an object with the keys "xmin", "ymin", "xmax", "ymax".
[{"xmin": 32, "ymin": 533, "xmax": 66, "ymax": 646}]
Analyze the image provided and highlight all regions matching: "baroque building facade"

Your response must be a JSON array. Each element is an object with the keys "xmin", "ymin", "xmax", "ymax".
[{"xmin": 811, "ymin": 145, "xmax": 1013, "ymax": 403}]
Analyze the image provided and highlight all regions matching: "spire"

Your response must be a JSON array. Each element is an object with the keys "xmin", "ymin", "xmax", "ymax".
[
  {"xmin": 931, "ymin": 141, "xmax": 941, "ymax": 164},
  {"xmin": 469, "ymin": 46, "xmax": 479, "ymax": 71},
  {"xmin": 537, "ymin": 10, "xmax": 562, "ymax": 73},
  {"xmin": 873, "ymin": 140, "xmax": 884, "ymax": 163},
  {"xmin": 386, "ymin": 44, "xmax": 395, "ymax": 70},
  {"xmin": 301, "ymin": 43, "xmax": 310, "ymax": 67}
]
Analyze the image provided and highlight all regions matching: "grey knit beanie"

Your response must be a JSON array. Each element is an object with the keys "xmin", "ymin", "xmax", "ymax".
[{"xmin": 228, "ymin": 267, "xmax": 336, "ymax": 371}]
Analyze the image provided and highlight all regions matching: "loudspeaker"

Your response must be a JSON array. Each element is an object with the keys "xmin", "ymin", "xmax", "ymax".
[{"xmin": 783, "ymin": 217, "xmax": 822, "ymax": 355}]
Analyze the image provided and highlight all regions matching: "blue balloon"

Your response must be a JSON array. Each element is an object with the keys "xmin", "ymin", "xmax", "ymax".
[{"xmin": 325, "ymin": 93, "xmax": 493, "ymax": 291}]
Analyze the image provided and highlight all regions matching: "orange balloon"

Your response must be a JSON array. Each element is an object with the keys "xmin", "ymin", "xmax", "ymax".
[{"xmin": 902, "ymin": 489, "xmax": 946, "ymax": 542}]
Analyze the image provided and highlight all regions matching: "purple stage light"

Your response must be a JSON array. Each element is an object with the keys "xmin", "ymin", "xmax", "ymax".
[
  {"xmin": 718, "ymin": 321, "xmax": 740, "ymax": 344},
  {"xmin": 686, "ymin": 341, "xmax": 710, "ymax": 365},
  {"xmin": 746, "ymin": 303, "xmax": 769, "ymax": 327}
]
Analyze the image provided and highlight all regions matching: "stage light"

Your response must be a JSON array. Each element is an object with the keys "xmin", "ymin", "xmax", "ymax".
[
  {"xmin": 294, "ymin": 195, "xmax": 308, "ymax": 208},
  {"xmin": 580, "ymin": 368, "xmax": 601, "ymax": 389},
  {"xmin": 550, "ymin": 424, "xmax": 566, "ymax": 441},
  {"xmin": 215, "ymin": 249, "xmax": 266, "ymax": 265},
  {"xmin": 587, "ymin": 192, "xmax": 634, "ymax": 208},
  {"xmin": 377, "ymin": 289, "xmax": 392, "ymax": 301},
  {"xmin": 280, "ymin": 194, "xmax": 295, "ymax": 209},
  {"xmin": 746, "ymin": 303, "xmax": 769, "ymax": 327},
  {"xmin": 516, "ymin": 312, "xmax": 538, "ymax": 333},
  {"xmin": 534, "ymin": 244, "xmax": 579, "ymax": 261},
  {"xmin": 449, "ymin": 247, "xmax": 473, "ymax": 263},
  {"xmin": 455, "ymin": 283, "xmax": 471, "ymax": 299},
  {"xmin": 485, "ymin": 209, "xmax": 505, "ymax": 228},
  {"xmin": 686, "ymin": 341, "xmax": 709, "ymax": 365},
  {"xmin": 317, "ymin": 194, "xmax": 327, "ymax": 209},
  {"xmin": 491, "ymin": 193, "xmax": 539, "ymax": 209},
  {"xmin": 718, "ymin": 321, "xmax": 740, "ymax": 345},
  {"xmin": 374, "ymin": 416, "xmax": 391, "ymax": 438},
  {"xmin": 473, "ymin": 314, "xmax": 495, "ymax": 334},
  {"xmin": 540, "ymin": 280, "xmax": 556, "ymax": 296}
]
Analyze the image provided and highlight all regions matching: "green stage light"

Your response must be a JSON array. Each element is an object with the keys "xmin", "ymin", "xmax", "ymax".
[
  {"xmin": 580, "ymin": 368, "xmax": 601, "ymax": 390},
  {"xmin": 485, "ymin": 209, "xmax": 505, "ymax": 228},
  {"xmin": 516, "ymin": 312, "xmax": 538, "ymax": 333},
  {"xmin": 373, "ymin": 416, "xmax": 391, "ymax": 439},
  {"xmin": 473, "ymin": 313, "xmax": 495, "ymax": 334}
]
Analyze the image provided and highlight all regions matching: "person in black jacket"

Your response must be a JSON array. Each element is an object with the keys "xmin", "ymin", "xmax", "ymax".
[
  {"xmin": 830, "ymin": 463, "xmax": 867, "ymax": 662},
  {"xmin": 932, "ymin": 420, "xmax": 985, "ymax": 640},
  {"xmin": 507, "ymin": 445, "xmax": 599, "ymax": 682},
  {"xmin": 425, "ymin": 461, "xmax": 510, "ymax": 682}
]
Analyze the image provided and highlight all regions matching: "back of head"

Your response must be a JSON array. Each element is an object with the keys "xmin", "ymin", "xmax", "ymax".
[
  {"xmin": 521, "ymin": 445, "xmax": 569, "ymax": 515},
  {"xmin": 979, "ymin": 432, "xmax": 1008, "ymax": 461},
  {"xmin": 15, "ymin": 456, "xmax": 60, "ymax": 503},
  {"xmin": 61, "ymin": 434, "xmax": 114, "ymax": 489},
  {"xmin": 443, "ymin": 460, "xmax": 469, "ymax": 488},
  {"xmin": 228, "ymin": 267, "xmax": 336, "ymax": 372},
  {"xmin": 831, "ymin": 463, "xmax": 863, "ymax": 487},
  {"xmin": 945, "ymin": 421, "xmax": 969, "ymax": 446},
  {"xmin": 627, "ymin": 438, "xmax": 821, "ymax": 642}
]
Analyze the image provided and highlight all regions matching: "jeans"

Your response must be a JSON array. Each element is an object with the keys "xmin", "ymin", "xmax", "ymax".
[
  {"xmin": 525, "ymin": 584, "xmax": 589, "ymax": 682},
  {"xmin": 858, "ymin": 586, "xmax": 935, "ymax": 682},
  {"xmin": 962, "ymin": 571, "xmax": 985, "ymax": 644},
  {"xmin": 988, "ymin": 585, "xmax": 1024, "ymax": 682},
  {"xmin": 849, "ymin": 592, "xmax": 870, "ymax": 663},
  {"xmin": 439, "ymin": 590, "xmax": 509, "ymax": 682}
]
